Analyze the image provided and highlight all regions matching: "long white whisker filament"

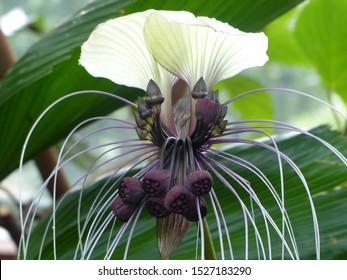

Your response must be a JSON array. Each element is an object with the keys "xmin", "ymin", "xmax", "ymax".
[
  {"xmin": 208, "ymin": 191, "xmax": 224, "ymax": 259},
  {"xmin": 210, "ymin": 190, "xmax": 234, "ymax": 259},
  {"xmin": 123, "ymin": 202, "xmax": 146, "ymax": 260},
  {"xmin": 19, "ymin": 90, "xmax": 137, "ymax": 259}
]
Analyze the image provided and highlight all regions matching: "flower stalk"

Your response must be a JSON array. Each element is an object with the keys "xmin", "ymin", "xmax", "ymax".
[{"xmin": 203, "ymin": 217, "xmax": 217, "ymax": 260}]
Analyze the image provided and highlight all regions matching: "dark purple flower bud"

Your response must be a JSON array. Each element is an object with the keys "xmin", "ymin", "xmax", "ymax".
[
  {"xmin": 195, "ymin": 98, "xmax": 222, "ymax": 124},
  {"xmin": 138, "ymin": 97, "xmax": 153, "ymax": 119},
  {"xmin": 191, "ymin": 77, "xmax": 207, "ymax": 99},
  {"xmin": 183, "ymin": 196, "xmax": 208, "ymax": 222},
  {"xmin": 118, "ymin": 177, "xmax": 145, "ymax": 203},
  {"xmin": 146, "ymin": 80, "xmax": 164, "ymax": 101},
  {"xmin": 143, "ymin": 169, "xmax": 170, "ymax": 196},
  {"xmin": 164, "ymin": 186, "xmax": 191, "ymax": 214},
  {"xmin": 187, "ymin": 170, "xmax": 213, "ymax": 196},
  {"xmin": 146, "ymin": 95, "xmax": 165, "ymax": 106},
  {"xmin": 145, "ymin": 80, "xmax": 165, "ymax": 106},
  {"xmin": 134, "ymin": 111, "xmax": 148, "ymax": 129},
  {"xmin": 135, "ymin": 127, "xmax": 150, "ymax": 140},
  {"xmin": 111, "ymin": 197, "xmax": 137, "ymax": 222},
  {"xmin": 146, "ymin": 196, "xmax": 170, "ymax": 218}
]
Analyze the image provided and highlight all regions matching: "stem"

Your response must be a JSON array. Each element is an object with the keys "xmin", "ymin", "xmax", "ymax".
[
  {"xmin": 34, "ymin": 147, "xmax": 69, "ymax": 199},
  {"xmin": 203, "ymin": 217, "xmax": 217, "ymax": 260},
  {"xmin": 0, "ymin": 205, "xmax": 21, "ymax": 246},
  {"xmin": 1, "ymin": 30, "xmax": 70, "ymax": 199},
  {"xmin": 0, "ymin": 29, "xmax": 15, "ymax": 79}
]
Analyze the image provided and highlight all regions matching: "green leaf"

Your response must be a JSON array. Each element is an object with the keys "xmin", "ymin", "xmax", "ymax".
[
  {"xmin": 0, "ymin": 0, "xmax": 304, "ymax": 180},
  {"xmin": 126, "ymin": 0, "xmax": 304, "ymax": 32},
  {"xmin": 294, "ymin": 0, "xmax": 347, "ymax": 103},
  {"xmin": 265, "ymin": 9, "xmax": 311, "ymax": 66},
  {"xmin": 217, "ymin": 75, "xmax": 273, "ymax": 121},
  {"xmin": 23, "ymin": 126, "xmax": 347, "ymax": 259},
  {"xmin": 0, "ymin": 0, "xmax": 139, "ymax": 180}
]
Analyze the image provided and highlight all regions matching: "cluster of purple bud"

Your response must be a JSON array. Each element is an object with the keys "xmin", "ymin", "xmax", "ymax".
[
  {"xmin": 112, "ymin": 78, "xmax": 226, "ymax": 223},
  {"xmin": 134, "ymin": 80, "xmax": 167, "ymax": 146},
  {"xmin": 111, "ymin": 169, "xmax": 213, "ymax": 222}
]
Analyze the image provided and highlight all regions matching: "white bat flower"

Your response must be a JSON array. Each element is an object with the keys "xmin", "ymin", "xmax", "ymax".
[{"xmin": 19, "ymin": 9, "xmax": 347, "ymax": 261}]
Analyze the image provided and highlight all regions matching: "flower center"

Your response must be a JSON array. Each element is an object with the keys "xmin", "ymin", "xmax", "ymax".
[{"xmin": 112, "ymin": 78, "xmax": 228, "ymax": 222}]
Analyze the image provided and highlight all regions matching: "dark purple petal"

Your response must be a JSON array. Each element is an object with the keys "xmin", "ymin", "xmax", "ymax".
[{"xmin": 195, "ymin": 98, "xmax": 222, "ymax": 124}]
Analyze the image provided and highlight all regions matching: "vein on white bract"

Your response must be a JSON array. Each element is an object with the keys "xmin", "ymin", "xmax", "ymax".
[{"xmin": 18, "ymin": 9, "xmax": 347, "ymax": 260}]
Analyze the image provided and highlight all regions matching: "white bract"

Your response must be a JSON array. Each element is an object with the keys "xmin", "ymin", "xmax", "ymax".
[{"xmin": 79, "ymin": 9, "xmax": 268, "ymax": 130}]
